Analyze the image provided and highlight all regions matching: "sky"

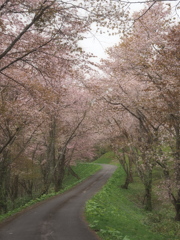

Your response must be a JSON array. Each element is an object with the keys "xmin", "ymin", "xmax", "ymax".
[
  {"xmin": 79, "ymin": 23, "xmax": 121, "ymax": 61},
  {"xmin": 79, "ymin": 0, "xmax": 180, "ymax": 61},
  {"xmin": 79, "ymin": 1, "xmax": 144, "ymax": 61}
]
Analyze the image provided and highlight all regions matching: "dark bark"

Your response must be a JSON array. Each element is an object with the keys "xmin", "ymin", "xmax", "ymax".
[
  {"xmin": 0, "ymin": 2, "xmax": 53, "ymax": 61},
  {"xmin": 54, "ymin": 154, "xmax": 66, "ymax": 192},
  {"xmin": 19, "ymin": 179, "xmax": 33, "ymax": 197},
  {"xmin": 121, "ymin": 174, "xmax": 132, "ymax": 189},
  {"xmin": 40, "ymin": 175, "xmax": 51, "ymax": 195},
  {"xmin": 175, "ymin": 199, "xmax": 180, "ymax": 221},
  {"xmin": 0, "ymin": 154, "xmax": 10, "ymax": 213},
  {"xmin": 40, "ymin": 157, "xmax": 51, "ymax": 196},
  {"xmin": 172, "ymin": 124, "xmax": 180, "ymax": 221},
  {"xmin": 67, "ymin": 166, "xmax": 80, "ymax": 180},
  {"xmin": 119, "ymin": 149, "xmax": 134, "ymax": 190},
  {"xmin": 172, "ymin": 190, "xmax": 180, "ymax": 221},
  {"xmin": 54, "ymin": 170, "xmax": 65, "ymax": 192},
  {"xmin": 9, "ymin": 174, "xmax": 19, "ymax": 208},
  {"xmin": 0, "ymin": 184, "xmax": 8, "ymax": 214},
  {"xmin": 143, "ymin": 186, "xmax": 152, "ymax": 211}
]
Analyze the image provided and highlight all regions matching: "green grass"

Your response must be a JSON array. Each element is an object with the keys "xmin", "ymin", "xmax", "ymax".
[
  {"xmin": 85, "ymin": 153, "xmax": 180, "ymax": 240},
  {"xmin": 63, "ymin": 163, "xmax": 102, "ymax": 189},
  {"xmin": 0, "ymin": 163, "xmax": 101, "ymax": 222},
  {"xmin": 85, "ymin": 167, "xmax": 172, "ymax": 240},
  {"xmin": 94, "ymin": 152, "xmax": 116, "ymax": 164}
]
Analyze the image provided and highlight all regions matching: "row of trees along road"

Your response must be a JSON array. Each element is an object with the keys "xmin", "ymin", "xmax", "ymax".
[
  {"xmin": 0, "ymin": 0, "xmax": 127, "ymax": 213},
  {"xmin": 93, "ymin": 2, "xmax": 180, "ymax": 221},
  {"xmin": 0, "ymin": 0, "xmax": 180, "ymax": 223}
]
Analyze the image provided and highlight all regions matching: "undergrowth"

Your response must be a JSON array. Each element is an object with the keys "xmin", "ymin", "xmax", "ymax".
[
  {"xmin": 94, "ymin": 152, "xmax": 115, "ymax": 164},
  {"xmin": 0, "ymin": 163, "xmax": 101, "ymax": 222},
  {"xmin": 85, "ymin": 154, "xmax": 180, "ymax": 240}
]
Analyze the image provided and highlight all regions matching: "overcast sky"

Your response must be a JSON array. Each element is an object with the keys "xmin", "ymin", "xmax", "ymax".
[
  {"xmin": 79, "ymin": 24, "xmax": 121, "ymax": 61},
  {"xmin": 79, "ymin": 1, "xmax": 144, "ymax": 61},
  {"xmin": 79, "ymin": 0, "xmax": 180, "ymax": 61}
]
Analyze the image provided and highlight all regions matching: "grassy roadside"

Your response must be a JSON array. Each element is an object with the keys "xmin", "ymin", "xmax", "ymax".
[
  {"xmin": 0, "ymin": 163, "xmax": 101, "ymax": 223},
  {"xmin": 94, "ymin": 151, "xmax": 115, "ymax": 164},
  {"xmin": 85, "ymin": 154, "xmax": 180, "ymax": 240}
]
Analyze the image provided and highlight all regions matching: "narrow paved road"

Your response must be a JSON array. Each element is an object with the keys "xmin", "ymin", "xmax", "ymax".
[{"xmin": 0, "ymin": 164, "xmax": 117, "ymax": 240}]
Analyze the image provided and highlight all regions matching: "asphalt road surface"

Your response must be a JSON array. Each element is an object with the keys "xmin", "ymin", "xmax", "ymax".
[{"xmin": 0, "ymin": 164, "xmax": 117, "ymax": 240}]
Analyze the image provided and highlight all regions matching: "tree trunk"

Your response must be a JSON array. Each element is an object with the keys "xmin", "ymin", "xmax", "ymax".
[
  {"xmin": 121, "ymin": 173, "xmax": 132, "ymax": 189},
  {"xmin": 20, "ymin": 179, "xmax": 33, "ymax": 197},
  {"xmin": 54, "ymin": 160, "xmax": 66, "ymax": 193},
  {"xmin": 128, "ymin": 155, "xmax": 134, "ymax": 183},
  {"xmin": 0, "ymin": 162, "xmax": 9, "ymax": 213},
  {"xmin": 67, "ymin": 166, "xmax": 80, "ymax": 180},
  {"xmin": 9, "ymin": 174, "xmax": 19, "ymax": 208},
  {"xmin": 144, "ymin": 187, "xmax": 152, "ymax": 211},
  {"xmin": 0, "ymin": 187, "xmax": 8, "ymax": 214},
  {"xmin": 119, "ymin": 150, "xmax": 134, "ymax": 190},
  {"xmin": 54, "ymin": 177, "xmax": 63, "ymax": 192},
  {"xmin": 54, "ymin": 168, "xmax": 65, "ymax": 192},
  {"xmin": 40, "ymin": 181, "xmax": 50, "ymax": 196},
  {"xmin": 172, "ymin": 190, "xmax": 180, "ymax": 221},
  {"xmin": 175, "ymin": 200, "xmax": 180, "ymax": 221},
  {"xmin": 143, "ymin": 169, "xmax": 153, "ymax": 211},
  {"xmin": 174, "ymin": 125, "xmax": 180, "ymax": 221}
]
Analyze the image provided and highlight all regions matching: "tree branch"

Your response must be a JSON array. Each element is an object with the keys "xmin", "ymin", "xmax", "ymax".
[{"xmin": 0, "ymin": 2, "xmax": 54, "ymax": 60}]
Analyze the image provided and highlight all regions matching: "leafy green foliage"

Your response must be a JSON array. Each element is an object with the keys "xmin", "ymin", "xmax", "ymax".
[
  {"xmin": 85, "ymin": 166, "xmax": 179, "ymax": 240},
  {"xmin": 94, "ymin": 152, "xmax": 115, "ymax": 164},
  {"xmin": 63, "ymin": 163, "xmax": 102, "ymax": 189},
  {"xmin": 0, "ymin": 163, "xmax": 101, "ymax": 222}
]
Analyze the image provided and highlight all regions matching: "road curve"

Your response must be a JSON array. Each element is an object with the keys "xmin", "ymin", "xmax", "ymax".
[{"xmin": 0, "ymin": 164, "xmax": 117, "ymax": 240}]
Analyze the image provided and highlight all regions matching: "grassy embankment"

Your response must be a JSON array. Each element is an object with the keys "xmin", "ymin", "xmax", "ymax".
[
  {"xmin": 0, "ymin": 163, "xmax": 101, "ymax": 222},
  {"xmin": 85, "ymin": 152, "xmax": 180, "ymax": 240}
]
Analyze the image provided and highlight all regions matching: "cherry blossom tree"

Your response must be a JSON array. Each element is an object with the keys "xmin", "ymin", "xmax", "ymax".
[
  {"xmin": 98, "ymin": 2, "xmax": 180, "ymax": 216},
  {"xmin": 0, "ymin": 0, "xmax": 129, "ymax": 211}
]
